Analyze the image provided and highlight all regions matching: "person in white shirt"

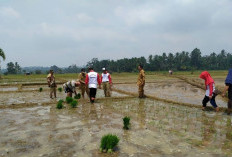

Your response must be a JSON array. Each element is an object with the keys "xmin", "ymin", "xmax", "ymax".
[
  {"xmin": 101, "ymin": 68, "xmax": 112, "ymax": 97},
  {"xmin": 63, "ymin": 80, "xmax": 80, "ymax": 97},
  {"xmin": 85, "ymin": 67, "xmax": 101, "ymax": 103}
]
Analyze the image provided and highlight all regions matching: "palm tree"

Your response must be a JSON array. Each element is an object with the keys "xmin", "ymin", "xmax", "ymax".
[{"xmin": 0, "ymin": 48, "xmax": 6, "ymax": 78}]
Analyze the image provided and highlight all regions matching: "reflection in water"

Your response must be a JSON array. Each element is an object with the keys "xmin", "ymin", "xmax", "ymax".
[{"xmin": 138, "ymin": 99, "xmax": 146, "ymax": 129}]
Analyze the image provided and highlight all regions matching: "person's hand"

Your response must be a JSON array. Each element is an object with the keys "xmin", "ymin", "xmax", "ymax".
[
  {"xmin": 222, "ymin": 93, "xmax": 225, "ymax": 97},
  {"xmin": 209, "ymin": 96, "xmax": 212, "ymax": 99}
]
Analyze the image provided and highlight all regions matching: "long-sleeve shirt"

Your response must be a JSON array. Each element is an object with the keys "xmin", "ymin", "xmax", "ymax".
[
  {"xmin": 101, "ymin": 73, "xmax": 112, "ymax": 84},
  {"xmin": 85, "ymin": 70, "xmax": 101, "ymax": 88},
  {"xmin": 206, "ymin": 83, "xmax": 215, "ymax": 97}
]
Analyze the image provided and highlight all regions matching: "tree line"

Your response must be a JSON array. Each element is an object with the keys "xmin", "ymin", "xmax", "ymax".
[
  {"xmin": 86, "ymin": 48, "xmax": 232, "ymax": 72},
  {"xmin": 2, "ymin": 48, "xmax": 232, "ymax": 74}
]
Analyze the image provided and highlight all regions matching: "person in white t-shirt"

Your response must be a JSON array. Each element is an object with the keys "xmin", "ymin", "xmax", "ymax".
[
  {"xmin": 101, "ymin": 68, "xmax": 112, "ymax": 97},
  {"xmin": 85, "ymin": 67, "xmax": 101, "ymax": 103}
]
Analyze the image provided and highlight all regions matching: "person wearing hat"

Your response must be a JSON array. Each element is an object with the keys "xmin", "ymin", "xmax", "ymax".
[
  {"xmin": 85, "ymin": 67, "xmax": 101, "ymax": 103},
  {"xmin": 101, "ymin": 68, "xmax": 112, "ymax": 97},
  {"xmin": 47, "ymin": 70, "xmax": 57, "ymax": 99},
  {"xmin": 63, "ymin": 80, "xmax": 80, "ymax": 97},
  {"xmin": 79, "ymin": 68, "xmax": 89, "ymax": 98}
]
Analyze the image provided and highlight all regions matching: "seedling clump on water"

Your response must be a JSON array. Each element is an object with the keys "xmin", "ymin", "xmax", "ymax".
[
  {"xmin": 123, "ymin": 116, "xmax": 130, "ymax": 130},
  {"xmin": 74, "ymin": 93, "xmax": 81, "ymax": 99},
  {"xmin": 66, "ymin": 97, "xmax": 73, "ymax": 104},
  {"xmin": 58, "ymin": 87, "xmax": 62, "ymax": 92},
  {"xmin": 100, "ymin": 134, "xmax": 119, "ymax": 153},
  {"xmin": 39, "ymin": 87, "xmax": 43, "ymax": 92},
  {"xmin": 70, "ymin": 100, "xmax": 78, "ymax": 108},
  {"xmin": 57, "ymin": 99, "xmax": 64, "ymax": 109}
]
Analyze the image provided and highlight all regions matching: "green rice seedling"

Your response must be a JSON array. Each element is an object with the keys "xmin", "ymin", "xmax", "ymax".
[
  {"xmin": 58, "ymin": 87, "xmax": 62, "ymax": 92},
  {"xmin": 74, "ymin": 93, "xmax": 81, "ymax": 99},
  {"xmin": 123, "ymin": 116, "xmax": 130, "ymax": 130},
  {"xmin": 66, "ymin": 97, "xmax": 73, "ymax": 104},
  {"xmin": 56, "ymin": 101, "xmax": 63, "ymax": 109},
  {"xmin": 100, "ymin": 134, "xmax": 120, "ymax": 153},
  {"xmin": 70, "ymin": 100, "xmax": 78, "ymax": 108},
  {"xmin": 39, "ymin": 87, "xmax": 43, "ymax": 92},
  {"xmin": 58, "ymin": 99, "xmax": 64, "ymax": 103}
]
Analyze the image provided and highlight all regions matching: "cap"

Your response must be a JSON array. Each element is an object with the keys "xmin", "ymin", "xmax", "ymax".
[{"xmin": 102, "ymin": 68, "xmax": 106, "ymax": 71}]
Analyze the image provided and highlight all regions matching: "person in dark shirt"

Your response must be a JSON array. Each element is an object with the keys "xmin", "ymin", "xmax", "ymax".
[{"xmin": 222, "ymin": 69, "xmax": 232, "ymax": 115}]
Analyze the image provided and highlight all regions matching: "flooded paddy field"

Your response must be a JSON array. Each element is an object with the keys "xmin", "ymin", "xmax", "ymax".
[
  {"xmin": 1, "ymin": 98, "xmax": 232, "ymax": 157},
  {"xmin": 114, "ymin": 81, "xmax": 228, "ymax": 108},
  {"xmin": 0, "ymin": 72, "xmax": 232, "ymax": 156}
]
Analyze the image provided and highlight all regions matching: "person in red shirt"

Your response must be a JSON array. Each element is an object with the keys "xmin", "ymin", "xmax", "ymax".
[
  {"xmin": 85, "ymin": 67, "xmax": 101, "ymax": 103},
  {"xmin": 200, "ymin": 71, "xmax": 219, "ymax": 112},
  {"xmin": 101, "ymin": 68, "xmax": 112, "ymax": 97}
]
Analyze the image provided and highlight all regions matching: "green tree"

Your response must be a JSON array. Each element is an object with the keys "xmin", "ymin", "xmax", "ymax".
[
  {"xmin": 0, "ymin": 48, "xmax": 6, "ymax": 77},
  {"xmin": 7, "ymin": 62, "xmax": 16, "ymax": 74}
]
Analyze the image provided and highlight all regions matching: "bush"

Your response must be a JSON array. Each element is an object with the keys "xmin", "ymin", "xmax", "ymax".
[
  {"xmin": 70, "ymin": 100, "xmax": 78, "ymax": 108},
  {"xmin": 56, "ymin": 101, "xmax": 63, "ymax": 109},
  {"xmin": 123, "ymin": 116, "xmax": 130, "ymax": 130},
  {"xmin": 66, "ymin": 97, "xmax": 73, "ymax": 104},
  {"xmin": 58, "ymin": 87, "xmax": 62, "ymax": 92},
  {"xmin": 39, "ymin": 87, "xmax": 43, "ymax": 92},
  {"xmin": 100, "ymin": 134, "xmax": 120, "ymax": 153},
  {"xmin": 74, "ymin": 93, "xmax": 81, "ymax": 99}
]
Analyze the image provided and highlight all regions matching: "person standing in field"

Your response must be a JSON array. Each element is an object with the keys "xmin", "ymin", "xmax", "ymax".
[
  {"xmin": 222, "ymin": 69, "xmax": 232, "ymax": 115},
  {"xmin": 200, "ymin": 71, "xmax": 219, "ymax": 112},
  {"xmin": 47, "ymin": 70, "xmax": 57, "ymax": 99},
  {"xmin": 63, "ymin": 80, "xmax": 80, "ymax": 97},
  {"xmin": 85, "ymin": 67, "xmax": 101, "ymax": 103},
  {"xmin": 137, "ymin": 64, "xmax": 145, "ymax": 98},
  {"xmin": 79, "ymin": 68, "xmax": 89, "ymax": 98},
  {"xmin": 101, "ymin": 68, "xmax": 112, "ymax": 97}
]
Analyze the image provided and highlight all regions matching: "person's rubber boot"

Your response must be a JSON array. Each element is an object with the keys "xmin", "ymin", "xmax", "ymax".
[{"xmin": 215, "ymin": 107, "xmax": 219, "ymax": 112}]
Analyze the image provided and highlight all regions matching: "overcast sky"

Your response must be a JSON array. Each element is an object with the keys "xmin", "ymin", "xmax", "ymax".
[{"xmin": 0, "ymin": 0, "xmax": 232, "ymax": 68}]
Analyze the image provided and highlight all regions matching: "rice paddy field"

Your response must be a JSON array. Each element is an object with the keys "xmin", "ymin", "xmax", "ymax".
[{"xmin": 0, "ymin": 71, "xmax": 232, "ymax": 157}]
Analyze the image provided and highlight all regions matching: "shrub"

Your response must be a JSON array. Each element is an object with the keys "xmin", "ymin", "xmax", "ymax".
[
  {"xmin": 100, "ymin": 134, "xmax": 120, "ymax": 153},
  {"xmin": 74, "ymin": 93, "xmax": 81, "ymax": 99},
  {"xmin": 70, "ymin": 100, "xmax": 78, "ymax": 108},
  {"xmin": 66, "ymin": 97, "xmax": 73, "ymax": 104},
  {"xmin": 56, "ymin": 101, "xmax": 63, "ymax": 109},
  {"xmin": 39, "ymin": 87, "xmax": 43, "ymax": 92},
  {"xmin": 58, "ymin": 87, "xmax": 62, "ymax": 92},
  {"xmin": 123, "ymin": 116, "xmax": 130, "ymax": 130}
]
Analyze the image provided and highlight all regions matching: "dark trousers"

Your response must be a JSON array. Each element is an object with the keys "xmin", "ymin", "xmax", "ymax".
[
  {"xmin": 89, "ymin": 88, "xmax": 97, "ymax": 102},
  {"xmin": 202, "ymin": 95, "xmax": 217, "ymax": 108}
]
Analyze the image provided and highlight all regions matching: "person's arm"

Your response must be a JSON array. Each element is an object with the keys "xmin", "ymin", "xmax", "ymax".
[
  {"xmin": 97, "ymin": 74, "xmax": 101, "ymax": 88},
  {"xmin": 222, "ymin": 84, "xmax": 230, "ymax": 97},
  {"xmin": 100, "ymin": 74, "xmax": 103, "ymax": 84},
  {"xmin": 108, "ymin": 74, "xmax": 112, "ymax": 84},
  {"xmin": 47, "ymin": 77, "xmax": 51, "ymax": 87},
  {"xmin": 209, "ymin": 83, "xmax": 214, "ymax": 98},
  {"xmin": 85, "ymin": 74, "xmax": 89, "ymax": 85},
  {"xmin": 141, "ymin": 71, "xmax": 145, "ymax": 85},
  {"xmin": 79, "ymin": 74, "xmax": 85, "ymax": 84}
]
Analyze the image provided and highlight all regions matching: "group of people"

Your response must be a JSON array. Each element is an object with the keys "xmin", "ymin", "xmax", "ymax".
[
  {"xmin": 47, "ymin": 65, "xmax": 232, "ymax": 114},
  {"xmin": 196, "ymin": 70, "xmax": 232, "ymax": 114},
  {"xmin": 47, "ymin": 67, "xmax": 113, "ymax": 103}
]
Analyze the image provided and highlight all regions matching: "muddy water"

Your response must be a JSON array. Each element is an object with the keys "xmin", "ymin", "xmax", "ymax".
[
  {"xmin": 0, "ymin": 89, "xmax": 128, "ymax": 106},
  {"xmin": 114, "ymin": 81, "xmax": 228, "ymax": 108},
  {"xmin": 1, "ymin": 98, "xmax": 232, "ymax": 157}
]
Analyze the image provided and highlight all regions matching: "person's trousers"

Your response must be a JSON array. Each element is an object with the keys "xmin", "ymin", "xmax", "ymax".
[
  {"xmin": 228, "ymin": 99, "xmax": 232, "ymax": 112},
  {"xmin": 102, "ymin": 82, "xmax": 111, "ymax": 97},
  {"xmin": 80, "ymin": 84, "xmax": 89, "ymax": 98},
  {"xmin": 89, "ymin": 88, "xmax": 97, "ymax": 102},
  {"xmin": 202, "ymin": 95, "xmax": 217, "ymax": 108},
  {"xmin": 138, "ymin": 84, "xmax": 145, "ymax": 98}
]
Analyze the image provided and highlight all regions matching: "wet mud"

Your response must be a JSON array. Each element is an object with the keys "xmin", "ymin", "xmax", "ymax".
[
  {"xmin": 114, "ymin": 81, "xmax": 228, "ymax": 108},
  {"xmin": 1, "ymin": 98, "xmax": 232, "ymax": 157}
]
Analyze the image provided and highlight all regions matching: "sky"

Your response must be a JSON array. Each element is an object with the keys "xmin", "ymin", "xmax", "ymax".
[{"xmin": 0, "ymin": 0, "xmax": 232, "ymax": 68}]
